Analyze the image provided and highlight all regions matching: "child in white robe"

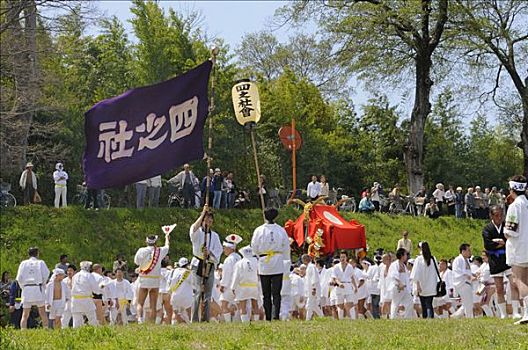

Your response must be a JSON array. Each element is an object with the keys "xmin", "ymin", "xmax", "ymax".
[{"xmin": 231, "ymin": 246, "xmax": 260, "ymax": 322}]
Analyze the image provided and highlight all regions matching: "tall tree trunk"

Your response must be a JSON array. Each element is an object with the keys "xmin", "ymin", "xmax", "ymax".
[
  {"xmin": 521, "ymin": 96, "xmax": 528, "ymax": 178},
  {"xmin": 404, "ymin": 51, "xmax": 433, "ymax": 194}
]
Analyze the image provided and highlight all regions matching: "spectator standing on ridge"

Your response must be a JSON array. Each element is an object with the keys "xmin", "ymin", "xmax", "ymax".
[
  {"xmin": 169, "ymin": 164, "xmax": 198, "ymax": 208},
  {"xmin": 306, "ymin": 175, "xmax": 321, "ymax": 201},
  {"xmin": 320, "ymin": 175, "xmax": 330, "ymax": 197},
  {"xmin": 212, "ymin": 168, "xmax": 224, "ymax": 209},
  {"xmin": 432, "ymin": 183, "xmax": 445, "ymax": 215},
  {"xmin": 371, "ymin": 182, "xmax": 381, "ymax": 212},
  {"xmin": 444, "ymin": 185, "xmax": 456, "ymax": 216},
  {"xmin": 455, "ymin": 187, "xmax": 465, "ymax": 218},
  {"xmin": 464, "ymin": 187, "xmax": 475, "ymax": 219},
  {"xmin": 19, "ymin": 162, "xmax": 37, "ymax": 205},
  {"xmin": 53, "ymin": 162, "xmax": 68, "ymax": 208},
  {"xmin": 147, "ymin": 175, "xmax": 162, "ymax": 207}
]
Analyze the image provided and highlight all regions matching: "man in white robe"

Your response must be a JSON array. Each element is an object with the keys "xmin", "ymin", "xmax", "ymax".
[
  {"xmin": 16, "ymin": 247, "xmax": 49, "ymax": 329},
  {"xmin": 219, "ymin": 234, "xmax": 242, "ymax": 322},
  {"xmin": 71, "ymin": 261, "xmax": 99, "ymax": 328},
  {"xmin": 231, "ymin": 246, "xmax": 260, "ymax": 322}
]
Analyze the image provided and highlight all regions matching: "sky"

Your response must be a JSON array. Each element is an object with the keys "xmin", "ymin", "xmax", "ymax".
[
  {"xmin": 93, "ymin": 1, "xmax": 294, "ymax": 48},
  {"xmin": 88, "ymin": 1, "xmax": 508, "ymax": 125}
]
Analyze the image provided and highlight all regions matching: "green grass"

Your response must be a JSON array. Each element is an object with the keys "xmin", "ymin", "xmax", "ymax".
[
  {"xmin": 1, "ymin": 318, "xmax": 527, "ymax": 350},
  {"xmin": 0, "ymin": 206, "xmax": 487, "ymax": 275}
]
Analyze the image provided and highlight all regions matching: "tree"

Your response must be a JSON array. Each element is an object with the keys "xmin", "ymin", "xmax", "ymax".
[
  {"xmin": 423, "ymin": 89, "xmax": 469, "ymax": 188},
  {"xmin": 279, "ymin": 0, "xmax": 449, "ymax": 193},
  {"xmin": 238, "ymin": 31, "xmax": 348, "ymax": 96},
  {"xmin": 453, "ymin": 0, "xmax": 528, "ymax": 177}
]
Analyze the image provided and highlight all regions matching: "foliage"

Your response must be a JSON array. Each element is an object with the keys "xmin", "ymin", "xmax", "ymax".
[{"xmin": 0, "ymin": 206, "xmax": 489, "ymax": 276}]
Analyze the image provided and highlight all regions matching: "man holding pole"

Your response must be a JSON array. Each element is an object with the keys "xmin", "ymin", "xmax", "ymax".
[
  {"xmin": 251, "ymin": 207, "xmax": 291, "ymax": 321},
  {"xmin": 190, "ymin": 205, "xmax": 222, "ymax": 322}
]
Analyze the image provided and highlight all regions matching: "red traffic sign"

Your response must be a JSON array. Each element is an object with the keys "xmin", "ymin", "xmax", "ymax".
[{"xmin": 278, "ymin": 126, "xmax": 302, "ymax": 151}]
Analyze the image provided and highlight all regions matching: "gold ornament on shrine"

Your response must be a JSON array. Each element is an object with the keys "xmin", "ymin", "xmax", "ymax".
[{"xmin": 231, "ymin": 79, "xmax": 261, "ymax": 126}]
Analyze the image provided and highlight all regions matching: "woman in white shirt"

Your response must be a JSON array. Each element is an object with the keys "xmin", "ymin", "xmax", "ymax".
[{"xmin": 412, "ymin": 242, "xmax": 439, "ymax": 318}]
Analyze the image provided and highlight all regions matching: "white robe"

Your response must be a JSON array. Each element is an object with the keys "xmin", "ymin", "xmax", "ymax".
[
  {"xmin": 16, "ymin": 257, "xmax": 49, "ymax": 304},
  {"xmin": 168, "ymin": 268, "xmax": 193, "ymax": 309},
  {"xmin": 230, "ymin": 257, "xmax": 259, "ymax": 301},
  {"xmin": 134, "ymin": 245, "xmax": 170, "ymax": 288},
  {"xmin": 220, "ymin": 252, "xmax": 241, "ymax": 302},
  {"xmin": 251, "ymin": 223, "xmax": 291, "ymax": 275},
  {"xmin": 71, "ymin": 270, "xmax": 99, "ymax": 313}
]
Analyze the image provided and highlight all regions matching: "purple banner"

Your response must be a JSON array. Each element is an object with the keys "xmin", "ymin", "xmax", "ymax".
[{"xmin": 83, "ymin": 60, "xmax": 212, "ymax": 189}]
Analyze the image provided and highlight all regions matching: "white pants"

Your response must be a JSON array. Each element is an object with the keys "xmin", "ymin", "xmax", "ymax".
[
  {"xmin": 390, "ymin": 290, "xmax": 414, "ymax": 319},
  {"xmin": 111, "ymin": 302, "xmax": 129, "ymax": 325},
  {"xmin": 305, "ymin": 296, "xmax": 323, "ymax": 320},
  {"xmin": 72, "ymin": 311, "xmax": 98, "ymax": 328},
  {"xmin": 280, "ymin": 295, "xmax": 291, "ymax": 320},
  {"xmin": 455, "ymin": 283, "xmax": 474, "ymax": 318},
  {"xmin": 54, "ymin": 186, "xmax": 67, "ymax": 208},
  {"xmin": 61, "ymin": 302, "xmax": 72, "ymax": 328}
]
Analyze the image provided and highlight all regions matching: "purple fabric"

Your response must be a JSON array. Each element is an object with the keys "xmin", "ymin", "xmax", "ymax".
[{"xmin": 83, "ymin": 61, "xmax": 212, "ymax": 189}]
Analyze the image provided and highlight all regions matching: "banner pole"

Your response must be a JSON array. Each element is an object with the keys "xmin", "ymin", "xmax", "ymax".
[
  {"xmin": 205, "ymin": 47, "xmax": 219, "ymax": 208},
  {"xmin": 250, "ymin": 125, "xmax": 266, "ymax": 222},
  {"xmin": 201, "ymin": 46, "xmax": 218, "ymax": 322},
  {"xmin": 291, "ymin": 117, "xmax": 297, "ymax": 201}
]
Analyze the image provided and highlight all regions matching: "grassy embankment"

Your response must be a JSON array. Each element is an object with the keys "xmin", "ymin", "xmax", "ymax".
[
  {"xmin": 1, "ymin": 318, "xmax": 527, "ymax": 350},
  {"xmin": 1, "ymin": 205, "xmax": 487, "ymax": 274}
]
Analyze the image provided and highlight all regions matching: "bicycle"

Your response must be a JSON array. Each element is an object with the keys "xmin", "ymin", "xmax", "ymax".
[
  {"xmin": 74, "ymin": 184, "xmax": 111, "ymax": 209},
  {"xmin": 268, "ymin": 188, "xmax": 282, "ymax": 209},
  {"xmin": 338, "ymin": 195, "xmax": 357, "ymax": 212},
  {"xmin": 0, "ymin": 183, "xmax": 16, "ymax": 208},
  {"xmin": 167, "ymin": 186, "xmax": 185, "ymax": 208}
]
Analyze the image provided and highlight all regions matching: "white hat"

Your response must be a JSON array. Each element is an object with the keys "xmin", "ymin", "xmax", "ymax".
[
  {"xmin": 53, "ymin": 268, "xmax": 66, "ymax": 275},
  {"xmin": 178, "ymin": 257, "xmax": 189, "ymax": 267},
  {"xmin": 55, "ymin": 162, "xmax": 63, "ymax": 170},
  {"xmin": 299, "ymin": 264, "xmax": 307, "ymax": 269},
  {"xmin": 80, "ymin": 261, "xmax": 92, "ymax": 271},
  {"xmin": 26, "ymin": 162, "xmax": 33, "ymax": 168},
  {"xmin": 215, "ymin": 168, "xmax": 221, "ymax": 173},
  {"xmin": 456, "ymin": 186, "xmax": 462, "ymax": 191},
  {"xmin": 239, "ymin": 245, "xmax": 254, "ymax": 259},
  {"xmin": 436, "ymin": 183, "xmax": 444, "ymax": 189},
  {"xmin": 362, "ymin": 260, "xmax": 371, "ymax": 267},
  {"xmin": 223, "ymin": 234, "xmax": 243, "ymax": 249}
]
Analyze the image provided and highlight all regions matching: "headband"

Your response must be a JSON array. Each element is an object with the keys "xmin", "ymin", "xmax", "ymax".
[
  {"xmin": 146, "ymin": 235, "xmax": 158, "ymax": 244},
  {"xmin": 509, "ymin": 181, "xmax": 527, "ymax": 192}
]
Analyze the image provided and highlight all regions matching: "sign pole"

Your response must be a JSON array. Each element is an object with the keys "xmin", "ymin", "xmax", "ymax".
[
  {"xmin": 291, "ymin": 117, "xmax": 297, "ymax": 201},
  {"xmin": 231, "ymin": 79, "xmax": 265, "ymax": 222},
  {"xmin": 249, "ymin": 124, "xmax": 266, "ymax": 221}
]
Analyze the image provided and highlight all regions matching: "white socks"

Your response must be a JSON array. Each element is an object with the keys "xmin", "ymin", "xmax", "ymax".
[
  {"xmin": 497, "ymin": 303, "xmax": 507, "ymax": 319},
  {"xmin": 240, "ymin": 314, "xmax": 250, "ymax": 323},
  {"xmin": 252, "ymin": 314, "xmax": 259, "ymax": 321},
  {"xmin": 155, "ymin": 316, "xmax": 162, "ymax": 324},
  {"xmin": 511, "ymin": 300, "xmax": 522, "ymax": 318},
  {"xmin": 481, "ymin": 305, "xmax": 493, "ymax": 317},
  {"xmin": 337, "ymin": 309, "xmax": 344, "ymax": 320},
  {"xmin": 349, "ymin": 308, "xmax": 356, "ymax": 320},
  {"xmin": 223, "ymin": 313, "xmax": 232, "ymax": 322}
]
